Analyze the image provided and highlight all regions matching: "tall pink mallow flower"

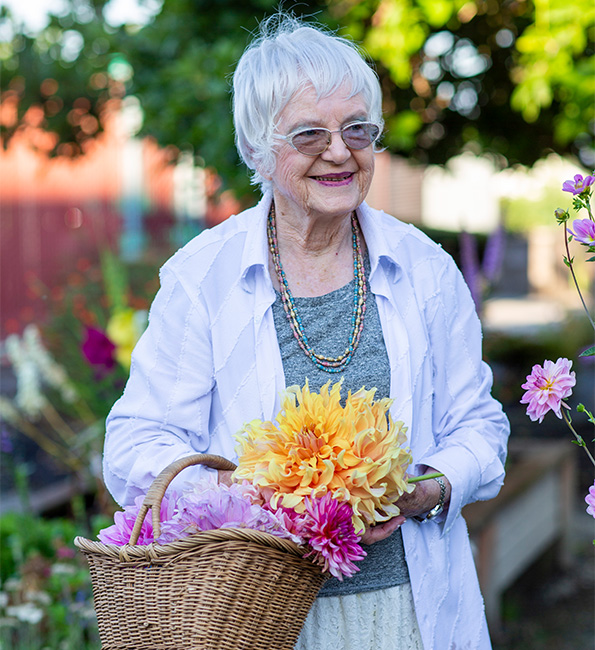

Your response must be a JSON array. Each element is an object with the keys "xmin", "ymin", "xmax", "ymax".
[
  {"xmin": 586, "ymin": 482, "xmax": 595, "ymax": 519},
  {"xmin": 158, "ymin": 481, "xmax": 301, "ymax": 544},
  {"xmin": 520, "ymin": 358, "xmax": 576, "ymax": 423},
  {"xmin": 300, "ymin": 493, "xmax": 366, "ymax": 581},
  {"xmin": 562, "ymin": 174, "xmax": 595, "ymax": 196},
  {"xmin": 568, "ymin": 218, "xmax": 595, "ymax": 246},
  {"xmin": 98, "ymin": 494, "xmax": 178, "ymax": 545}
]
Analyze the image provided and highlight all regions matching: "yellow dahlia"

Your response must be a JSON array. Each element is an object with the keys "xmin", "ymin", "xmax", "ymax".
[{"xmin": 233, "ymin": 380, "xmax": 413, "ymax": 534}]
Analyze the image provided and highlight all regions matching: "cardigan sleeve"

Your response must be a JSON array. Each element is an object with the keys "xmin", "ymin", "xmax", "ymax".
[
  {"xmin": 415, "ymin": 255, "xmax": 510, "ymax": 535},
  {"xmin": 103, "ymin": 265, "xmax": 217, "ymax": 506}
]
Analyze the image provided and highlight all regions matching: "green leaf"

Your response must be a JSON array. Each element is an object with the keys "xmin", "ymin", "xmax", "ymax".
[{"xmin": 579, "ymin": 345, "xmax": 595, "ymax": 357}]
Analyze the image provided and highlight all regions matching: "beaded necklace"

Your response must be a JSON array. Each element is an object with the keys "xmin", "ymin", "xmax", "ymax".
[{"xmin": 267, "ymin": 202, "xmax": 367, "ymax": 373}]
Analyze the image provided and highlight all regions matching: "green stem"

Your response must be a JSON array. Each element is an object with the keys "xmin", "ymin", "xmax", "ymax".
[
  {"xmin": 408, "ymin": 472, "xmax": 444, "ymax": 483},
  {"xmin": 563, "ymin": 223, "xmax": 595, "ymax": 332},
  {"xmin": 563, "ymin": 409, "xmax": 595, "ymax": 468}
]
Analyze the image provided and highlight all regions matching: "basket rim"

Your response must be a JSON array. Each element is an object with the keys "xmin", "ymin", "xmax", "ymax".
[{"xmin": 74, "ymin": 526, "xmax": 309, "ymax": 562}]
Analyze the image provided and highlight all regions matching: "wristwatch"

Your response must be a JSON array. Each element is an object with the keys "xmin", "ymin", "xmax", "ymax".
[{"xmin": 413, "ymin": 476, "xmax": 446, "ymax": 523}]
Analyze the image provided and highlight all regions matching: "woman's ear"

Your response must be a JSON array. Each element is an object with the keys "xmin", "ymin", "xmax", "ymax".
[{"xmin": 255, "ymin": 157, "xmax": 273, "ymax": 182}]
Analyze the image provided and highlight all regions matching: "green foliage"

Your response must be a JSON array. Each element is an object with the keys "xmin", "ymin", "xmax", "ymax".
[
  {"xmin": 0, "ymin": 0, "xmax": 121, "ymax": 156},
  {"xmin": 329, "ymin": 0, "xmax": 594, "ymax": 167},
  {"xmin": 511, "ymin": 0, "xmax": 595, "ymax": 146},
  {"xmin": 1, "ymin": 253, "xmax": 160, "ymax": 491},
  {"xmin": 501, "ymin": 186, "xmax": 565, "ymax": 233},
  {"xmin": 2, "ymin": 0, "xmax": 593, "ymax": 196},
  {"xmin": 41, "ymin": 254, "xmax": 158, "ymax": 421},
  {"xmin": 0, "ymin": 511, "xmax": 107, "ymax": 649}
]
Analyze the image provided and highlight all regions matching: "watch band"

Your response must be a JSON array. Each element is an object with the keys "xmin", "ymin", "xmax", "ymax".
[{"xmin": 413, "ymin": 476, "xmax": 446, "ymax": 523}]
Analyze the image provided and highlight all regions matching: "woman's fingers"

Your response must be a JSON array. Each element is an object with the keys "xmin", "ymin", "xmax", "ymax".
[{"xmin": 360, "ymin": 515, "xmax": 406, "ymax": 545}]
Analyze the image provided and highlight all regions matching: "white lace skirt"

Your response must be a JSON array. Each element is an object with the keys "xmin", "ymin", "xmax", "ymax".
[{"xmin": 294, "ymin": 582, "xmax": 424, "ymax": 650}]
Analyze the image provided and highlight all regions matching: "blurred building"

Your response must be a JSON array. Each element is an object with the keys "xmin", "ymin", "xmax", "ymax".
[{"xmin": 0, "ymin": 108, "xmax": 237, "ymax": 339}]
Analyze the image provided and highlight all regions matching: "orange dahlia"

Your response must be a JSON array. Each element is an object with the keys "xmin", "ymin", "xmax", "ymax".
[{"xmin": 233, "ymin": 381, "xmax": 413, "ymax": 534}]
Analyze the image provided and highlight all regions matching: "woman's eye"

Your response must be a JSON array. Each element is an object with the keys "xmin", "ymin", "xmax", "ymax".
[
  {"xmin": 299, "ymin": 129, "xmax": 323, "ymax": 138},
  {"xmin": 345, "ymin": 124, "xmax": 364, "ymax": 133}
]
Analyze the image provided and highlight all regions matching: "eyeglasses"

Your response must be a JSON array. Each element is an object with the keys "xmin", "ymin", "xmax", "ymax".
[{"xmin": 281, "ymin": 121, "xmax": 381, "ymax": 156}]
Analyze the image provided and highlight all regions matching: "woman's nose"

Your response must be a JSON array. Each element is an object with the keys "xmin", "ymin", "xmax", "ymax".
[{"xmin": 320, "ymin": 131, "xmax": 351, "ymax": 163}]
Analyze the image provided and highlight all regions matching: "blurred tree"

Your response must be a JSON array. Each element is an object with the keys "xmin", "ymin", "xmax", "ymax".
[
  {"xmin": 0, "ymin": 0, "xmax": 121, "ymax": 157},
  {"xmin": 1, "ymin": 0, "xmax": 593, "ymax": 199},
  {"xmin": 328, "ymin": 0, "xmax": 594, "ymax": 168},
  {"xmin": 0, "ymin": 0, "xmax": 327, "ymax": 199}
]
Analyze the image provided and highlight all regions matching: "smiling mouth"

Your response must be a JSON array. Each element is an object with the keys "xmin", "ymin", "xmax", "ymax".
[{"xmin": 311, "ymin": 172, "xmax": 354, "ymax": 182}]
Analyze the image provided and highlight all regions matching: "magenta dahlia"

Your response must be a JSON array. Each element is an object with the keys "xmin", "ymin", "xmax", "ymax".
[{"xmin": 300, "ymin": 493, "xmax": 366, "ymax": 581}]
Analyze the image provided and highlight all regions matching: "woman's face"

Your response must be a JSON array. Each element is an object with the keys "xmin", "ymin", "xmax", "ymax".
[{"xmin": 267, "ymin": 84, "xmax": 375, "ymax": 225}]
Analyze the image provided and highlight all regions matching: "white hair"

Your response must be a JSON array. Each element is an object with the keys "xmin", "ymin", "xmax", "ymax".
[{"xmin": 232, "ymin": 14, "xmax": 384, "ymax": 192}]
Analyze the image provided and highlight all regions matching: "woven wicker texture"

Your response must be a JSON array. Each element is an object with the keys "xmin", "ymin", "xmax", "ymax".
[{"xmin": 75, "ymin": 454, "xmax": 328, "ymax": 650}]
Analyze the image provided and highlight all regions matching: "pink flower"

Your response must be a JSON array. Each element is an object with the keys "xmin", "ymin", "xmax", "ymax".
[
  {"xmin": 98, "ymin": 494, "xmax": 178, "ymax": 545},
  {"xmin": 568, "ymin": 218, "xmax": 595, "ymax": 246},
  {"xmin": 300, "ymin": 493, "xmax": 366, "ymax": 581},
  {"xmin": 520, "ymin": 358, "xmax": 576, "ymax": 423},
  {"xmin": 158, "ymin": 481, "xmax": 300, "ymax": 544},
  {"xmin": 562, "ymin": 174, "xmax": 595, "ymax": 196},
  {"xmin": 586, "ymin": 482, "xmax": 595, "ymax": 519}
]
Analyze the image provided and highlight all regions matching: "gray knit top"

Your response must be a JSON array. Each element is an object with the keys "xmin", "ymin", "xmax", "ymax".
[{"xmin": 271, "ymin": 261, "xmax": 410, "ymax": 597}]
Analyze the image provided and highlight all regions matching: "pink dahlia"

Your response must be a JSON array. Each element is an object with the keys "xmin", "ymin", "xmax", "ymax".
[
  {"xmin": 568, "ymin": 218, "xmax": 595, "ymax": 246},
  {"xmin": 98, "ymin": 494, "xmax": 178, "ymax": 545},
  {"xmin": 520, "ymin": 358, "xmax": 576, "ymax": 423},
  {"xmin": 562, "ymin": 174, "xmax": 595, "ymax": 196},
  {"xmin": 157, "ymin": 481, "xmax": 301, "ymax": 544},
  {"xmin": 585, "ymin": 482, "xmax": 595, "ymax": 519},
  {"xmin": 300, "ymin": 493, "xmax": 366, "ymax": 581}
]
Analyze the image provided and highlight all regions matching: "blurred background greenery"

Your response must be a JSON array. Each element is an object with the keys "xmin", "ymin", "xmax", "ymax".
[
  {"xmin": 0, "ymin": 1, "xmax": 593, "ymax": 648},
  {"xmin": 1, "ymin": 0, "xmax": 593, "ymax": 198}
]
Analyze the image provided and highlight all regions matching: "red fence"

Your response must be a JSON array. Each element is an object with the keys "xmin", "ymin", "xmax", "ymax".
[{"xmin": 1, "ymin": 199, "xmax": 122, "ymax": 338}]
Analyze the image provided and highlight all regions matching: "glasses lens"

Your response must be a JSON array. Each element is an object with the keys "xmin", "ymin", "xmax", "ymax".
[
  {"xmin": 291, "ymin": 129, "xmax": 330, "ymax": 155},
  {"xmin": 342, "ymin": 123, "xmax": 380, "ymax": 149}
]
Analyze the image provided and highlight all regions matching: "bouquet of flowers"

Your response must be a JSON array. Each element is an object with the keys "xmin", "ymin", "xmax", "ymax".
[{"xmin": 98, "ymin": 380, "xmax": 415, "ymax": 580}]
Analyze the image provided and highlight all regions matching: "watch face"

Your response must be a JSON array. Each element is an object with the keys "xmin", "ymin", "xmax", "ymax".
[{"xmin": 426, "ymin": 503, "xmax": 443, "ymax": 520}]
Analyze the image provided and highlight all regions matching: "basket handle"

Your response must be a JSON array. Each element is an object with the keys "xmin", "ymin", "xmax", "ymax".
[{"xmin": 129, "ymin": 453, "xmax": 237, "ymax": 545}]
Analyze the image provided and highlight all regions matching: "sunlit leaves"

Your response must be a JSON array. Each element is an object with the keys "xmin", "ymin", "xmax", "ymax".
[
  {"xmin": 327, "ymin": 0, "xmax": 594, "ymax": 167},
  {"xmin": 510, "ymin": 0, "xmax": 594, "ymax": 147}
]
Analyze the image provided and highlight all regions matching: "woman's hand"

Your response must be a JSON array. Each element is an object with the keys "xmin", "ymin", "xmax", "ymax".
[
  {"xmin": 395, "ymin": 470, "xmax": 451, "ymax": 519},
  {"xmin": 361, "ymin": 470, "xmax": 451, "ymax": 543},
  {"xmin": 360, "ymin": 515, "xmax": 406, "ymax": 545},
  {"xmin": 217, "ymin": 470, "xmax": 234, "ymax": 486}
]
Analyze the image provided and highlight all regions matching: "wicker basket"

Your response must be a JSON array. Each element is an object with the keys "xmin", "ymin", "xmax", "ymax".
[{"xmin": 75, "ymin": 454, "xmax": 328, "ymax": 650}]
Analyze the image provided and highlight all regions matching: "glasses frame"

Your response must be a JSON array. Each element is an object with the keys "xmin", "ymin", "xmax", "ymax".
[{"xmin": 281, "ymin": 121, "xmax": 381, "ymax": 156}]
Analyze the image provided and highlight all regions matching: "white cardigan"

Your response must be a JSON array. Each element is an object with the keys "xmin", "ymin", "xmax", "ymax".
[{"xmin": 104, "ymin": 193, "xmax": 510, "ymax": 649}]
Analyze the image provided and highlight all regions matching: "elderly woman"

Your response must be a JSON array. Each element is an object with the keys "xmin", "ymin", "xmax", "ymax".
[{"xmin": 103, "ymin": 14, "xmax": 509, "ymax": 650}]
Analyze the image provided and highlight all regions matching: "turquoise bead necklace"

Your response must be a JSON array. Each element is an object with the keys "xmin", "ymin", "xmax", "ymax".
[{"xmin": 267, "ymin": 202, "xmax": 367, "ymax": 373}]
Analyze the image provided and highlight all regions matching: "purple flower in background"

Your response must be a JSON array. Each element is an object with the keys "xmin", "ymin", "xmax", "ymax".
[
  {"xmin": 98, "ymin": 494, "xmax": 178, "ymax": 545},
  {"xmin": 459, "ymin": 231, "xmax": 482, "ymax": 314},
  {"xmin": 585, "ymin": 482, "xmax": 595, "ymax": 519},
  {"xmin": 482, "ymin": 225, "xmax": 506, "ymax": 284},
  {"xmin": 81, "ymin": 326, "xmax": 116, "ymax": 370},
  {"xmin": 568, "ymin": 218, "xmax": 595, "ymax": 246},
  {"xmin": 562, "ymin": 174, "xmax": 595, "ymax": 196},
  {"xmin": 1, "ymin": 429, "xmax": 13, "ymax": 454},
  {"xmin": 300, "ymin": 494, "xmax": 366, "ymax": 581},
  {"xmin": 520, "ymin": 358, "xmax": 576, "ymax": 423}
]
